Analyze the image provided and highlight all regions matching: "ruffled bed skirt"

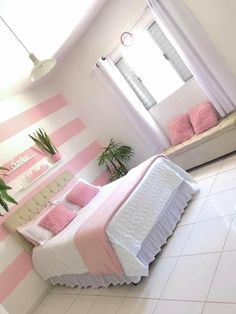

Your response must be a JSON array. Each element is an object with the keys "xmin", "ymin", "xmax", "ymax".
[{"xmin": 50, "ymin": 182, "xmax": 195, "ymax": 288}]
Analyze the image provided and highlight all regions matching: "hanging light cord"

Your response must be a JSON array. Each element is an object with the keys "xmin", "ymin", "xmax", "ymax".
[{"xmin": 0, "ymin": 15, "xmax": 31, "ymax": 54}]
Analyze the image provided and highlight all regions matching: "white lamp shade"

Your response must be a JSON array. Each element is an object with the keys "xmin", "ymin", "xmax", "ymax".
[{"xmin": 29, "ymin": 53, "xmax": 57, "ymax": 81}]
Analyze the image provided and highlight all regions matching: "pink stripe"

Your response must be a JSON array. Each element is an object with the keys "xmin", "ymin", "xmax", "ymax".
[
  {"xmin": 66, "ymin": 141, "xmax": 101, "ymax": 174},
  {"xmin": 0, "ymin": 95, "xmax": 67, "ymax": 142},
  {"xmin": 5, "ymin": 117, "xmax": 85, "ymax": 183},
  {"xmin": 0, "ymin": 141, "xmax": 102, "ymax": 302},
  {"xmin": 0, "ymin": 251, "xmax": 32, "ymax": 303},
  {"xmin": 0, "ymin": 141, "xmax": 101, "ymax": 223},
  {"xmin": 92, "ymin": 170, "xmax": 109, "ymax": 186},
  {"xmin": 0, "ymin": 225, "xmax": 9, "ymax": 241}
]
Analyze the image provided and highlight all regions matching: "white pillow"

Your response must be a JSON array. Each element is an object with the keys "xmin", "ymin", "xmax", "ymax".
[
  {"xmin": 17, "ymin": 223, "xmax": 53, "ymax": 246},
  {"xmin": 17, "ymin": 205, "xmax": 54, "ymax": 246}
]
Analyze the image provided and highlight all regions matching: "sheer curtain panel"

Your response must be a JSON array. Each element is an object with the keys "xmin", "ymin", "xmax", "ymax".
[
  {"xmin": 95, "ymin": 58, "xmax": 170, "ymax": 154},
  {"xmin": 147, "ymin": 0, "xmax": 236, "ymax": 116}
]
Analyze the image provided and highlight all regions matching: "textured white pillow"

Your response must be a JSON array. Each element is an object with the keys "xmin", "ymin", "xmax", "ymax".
[
  {"xmin": 17, "ymin": 205, "xmax": 54, "ymax": 246},
  {"xmin": 17, "ymin": 223, "xmax": 53, "ymax": 246}
]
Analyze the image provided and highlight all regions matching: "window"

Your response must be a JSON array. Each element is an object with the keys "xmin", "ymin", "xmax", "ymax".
[
  {"xmin": 115, "ymin": 20, "xmax": 192, "ymax": 110},
  {"xmin": 148, "ymin": 22, "xmax": 192, "ymax": 83},
  {"xmin": 116, "ymin": 57, "xmax": 157, "ymax": 110}
]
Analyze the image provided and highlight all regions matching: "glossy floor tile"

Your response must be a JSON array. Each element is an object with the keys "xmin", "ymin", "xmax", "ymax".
[
  {"xmin": 224, "ymin": 215, "xmax": 236, "ymax": 251},
  {"xmin": 34, "ymin": 153, "xmax": 236, "ymax": 313},
  {"xmin": 208, "ymin": 251, "xmax": 236, "ymax": 303},
  {"xmin": 161, "ymin": 224, "xmax": 193, "ymax": 257},
  {"xmin": 88, "ymin": 296, "xmax": 123, "ymax": 314},
  {"xmin": 162, "ymin": 253, "xmax": 220, "ymax": 301},
  {"xmin": 219, "ymin": 152, "xmax": 236, "ymax": 173},
  {"xmin": 210, "ymin": 167, "xmax": 236, "ymax": 194},
  {"xmin": 189, "ymin": 159, "xmax": 223, "ymax": 181},
  {"xmin": 179, "ymin": 198, "xmax": 206, "ymax": 226},
  {"xmin": 154, "ymin": 300, "xmax": 204, "ymax": 314},
  {"xmin": 117, "ymin": 298, "xmax": 158, "ymax": 314},
  {"xmin": 196, "ymin": 188, "xmax": 236, "ymax": 221},
  {"xmin": 203, "ymin": 302, "xmax": 236, "ymax": 314},
  {"xmin": 127, "ymin": 257, "xmax": 177, "ymax": 299},
  {"xmin": 192, "ymin": 176, "xmax": 216, "ymax": 199},
  {"xmin": 182, "ymin": 217, "xmax": 232, "ymax": 255},
  {"xmin": 66, "ymin": 296, "xmax": 97, "ymax": 314},
  {"xmin": 34, "ymin": 294, "xmax": 77, "ymax": 314}
]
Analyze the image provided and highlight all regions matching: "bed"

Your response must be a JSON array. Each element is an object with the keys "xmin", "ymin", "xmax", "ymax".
[{"xmin": 3, "ymin": 156, "xmax": 198, "ymax": 288}]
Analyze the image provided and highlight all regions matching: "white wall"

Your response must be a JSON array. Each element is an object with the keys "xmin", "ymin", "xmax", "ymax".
[
  {"xmin": 52, "ymin": 0, "xmax": 236, "ymax": 159},
  {"xmin": 150, "ymin": 78, "xmax": 208, "ymax": 136},
  {"xmin": 183, "ymin": 0, "xmax": 236, "ymax": 78},
  {"xmin": 52, "ymin": 0, "xmax": 152, "ymax": 166},
  {"xmin": 0, "ymin": 82, "xmax": 107, "ymax": 314}
]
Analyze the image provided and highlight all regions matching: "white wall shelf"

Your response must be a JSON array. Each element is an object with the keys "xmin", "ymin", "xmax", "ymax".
[
  {"xmin": 18, "ymin": 158, "xmax": 65, "ymax": 192},
  {"xmin": 8, "ymin": 154, "xmax": 37, "ymax": 174}
]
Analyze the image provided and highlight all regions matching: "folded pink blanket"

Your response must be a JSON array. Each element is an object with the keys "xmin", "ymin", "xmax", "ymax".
[{"xmin": 74, "ymin": 155, "xmax": 165, "ymax": 275}]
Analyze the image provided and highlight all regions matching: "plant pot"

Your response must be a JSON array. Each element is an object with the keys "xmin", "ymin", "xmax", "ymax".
[{"xmin": 51, "ymin": 152, "xmax": 62, "ymax": 162}]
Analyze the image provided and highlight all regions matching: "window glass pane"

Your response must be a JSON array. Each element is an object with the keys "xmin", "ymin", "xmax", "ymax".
[
  {"xmin": 148, "ymin": 22, "xmax": 193, "ymax": 82},
  {"xmin": 122, "ymin": 31, "xmax": 184, "ymax": 102},
  {"xmin": 116, "ymin": 57, "xmax": 157, "ymax": 110}
]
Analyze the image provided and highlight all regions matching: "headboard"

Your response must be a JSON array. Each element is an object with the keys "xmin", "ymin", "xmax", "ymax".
[{"xmin": 3, "ymin": 170, "xmax": 74, "ymax": 254}]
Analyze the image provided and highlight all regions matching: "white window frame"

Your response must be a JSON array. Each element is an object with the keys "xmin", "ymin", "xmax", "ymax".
[{"xmin": 109, "ymin": 8, "xmax": 193, "ymax": 110}]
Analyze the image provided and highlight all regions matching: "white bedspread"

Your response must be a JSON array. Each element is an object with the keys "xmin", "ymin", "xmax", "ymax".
[{"xmin": 33, "ymin": 158, "xmax": 197, "ymax": 280}]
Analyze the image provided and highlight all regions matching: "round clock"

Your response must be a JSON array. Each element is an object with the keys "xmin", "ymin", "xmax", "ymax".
[{"xmin": 120, "ymin": 32, "xmax": 134, "ymax": 47}]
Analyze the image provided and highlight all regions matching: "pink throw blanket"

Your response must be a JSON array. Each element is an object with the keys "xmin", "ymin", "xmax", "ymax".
[{"xmin": 74, "ymin": 155, "xmax": 165, "ymax": 275}]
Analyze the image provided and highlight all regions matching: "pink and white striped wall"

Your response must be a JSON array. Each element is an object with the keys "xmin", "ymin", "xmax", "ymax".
[{"xmin": 0, "ymin": 88, "xmax": 108, "ymax": 314}]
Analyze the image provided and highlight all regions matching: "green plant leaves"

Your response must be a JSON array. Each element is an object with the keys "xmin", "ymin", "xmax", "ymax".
[
  {"xmin": 98, "ymin": 138, "xmax": 134, "ymax": 182},
  {"xmin": 0, "ymin": 183, "xmax": 11, "ymax": 191},
  {"xmin": 0, "ymin": 189, "xmax": 17, "ymax": 204},
  {"xmin": 0, "ymin": 171, "xmax": 18, "ymax": 214},
  {"xmin": 29, "ymin": 128, "xmax": 58, "ymax": 155}
]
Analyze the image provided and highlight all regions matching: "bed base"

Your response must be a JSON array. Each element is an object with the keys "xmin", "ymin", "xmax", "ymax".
[{"xmin": 49, "ymin": 181, "xmax": 195, "ymax": 288}]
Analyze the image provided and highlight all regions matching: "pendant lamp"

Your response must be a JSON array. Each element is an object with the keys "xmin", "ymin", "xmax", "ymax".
[{"xmin": 0, "ymin": 16, "xmax": 57, "ymax": 81}]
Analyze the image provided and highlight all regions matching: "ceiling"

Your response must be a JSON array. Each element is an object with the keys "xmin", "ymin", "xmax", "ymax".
[{"xmin": 0, "ymin": 0, "xmax": 107, "ymax": 100}]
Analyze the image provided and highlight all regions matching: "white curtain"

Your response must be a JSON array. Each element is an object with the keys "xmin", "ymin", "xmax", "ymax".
[
  {"xmin": 147, "ymin": 0, "xmax": 236, "ymax": 116},
  {"xmin": 95, "ymin": 58, "xmax": 170, "ymax": 154}
]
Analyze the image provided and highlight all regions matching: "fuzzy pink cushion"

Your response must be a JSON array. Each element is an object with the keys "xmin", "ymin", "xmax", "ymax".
[
  {"xmin": 189, "ymin": 101, "xmax": 219, "ymax": 134},
  {"xmin": 39, "ymin": 204, "xmax": 76, "ymax": 235},
  {"xmin": 168, "ymin": 113, "xmax": 195, "ymax": 145},
  {"xmin": 66, "ymin": 181, "xmax": 99, "ymax": 207}
]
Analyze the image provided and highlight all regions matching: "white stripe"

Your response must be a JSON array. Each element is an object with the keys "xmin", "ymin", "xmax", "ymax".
[
  {"xmin": 0, "ymin": 235, "xmax": 23, "ymax": 273},
  {"xmin": 1, "ymin": 105, "xmax": 78, "ymax": 164},
  {"xmin": 9, "ymin": 129, "xmax": 96, "ymax": 201},
  {"xmin": 0, "ymin": 85, "xmax": 58, "ymax": 123},
  {"xmin": 77, "ymin": 157, "xmax": 105, "ymax": 182},
  {"xmin": 2, "ymin": 270, "xmax": 50, "ymax": 314}
]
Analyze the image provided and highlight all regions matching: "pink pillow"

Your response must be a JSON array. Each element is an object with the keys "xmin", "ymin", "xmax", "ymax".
[
  {"xmin": 168, "ymin": 113, "xmax": 195, "ymax": 145},
  {"xmin": 66, "ymin": 181, "xmax": 99, "ymax": 207},
  {"xmin": 189, "ymin": 101, "xmax": 219, "ymax": 134},
  {"xmin": 39, "ymin": 204, "xmax": 76, "ymax": 235}
]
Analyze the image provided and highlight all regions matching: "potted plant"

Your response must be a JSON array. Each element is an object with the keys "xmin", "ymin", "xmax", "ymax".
[
  {"xmin": 0, "ymin": 167, "xmax": 17, "ymax": 216},
  {"xmin": 98, "ymin": 139, "xmax": 134, "ymax": 181},
  {"xmin": 29, "ymin": 128, "xmax": 61, "ymax": 162}
]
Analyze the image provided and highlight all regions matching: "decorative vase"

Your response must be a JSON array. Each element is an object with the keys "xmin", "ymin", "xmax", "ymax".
[{"xmin": 51, "ymin": 152, "xmax": 62, "ymax": 162}]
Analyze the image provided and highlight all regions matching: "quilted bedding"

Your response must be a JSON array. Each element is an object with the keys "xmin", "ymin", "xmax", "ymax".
[{"xmin": 32, "ymin": 157, "xmax": 197, "ymax": 280}]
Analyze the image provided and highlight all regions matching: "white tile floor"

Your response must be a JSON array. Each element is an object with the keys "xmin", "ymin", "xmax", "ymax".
[{"xmin": 34, "ymin": 152, "xmax": 236, "ymax": 314}]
